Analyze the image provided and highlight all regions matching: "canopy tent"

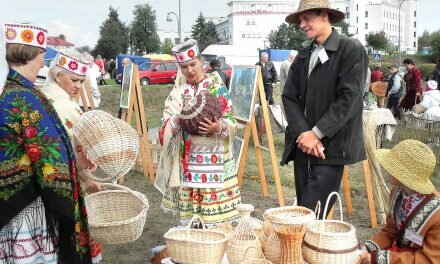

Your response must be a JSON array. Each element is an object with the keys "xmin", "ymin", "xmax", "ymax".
[{"xmin": 116, "ymin": 54, "xmax": 150, "ymax": 75}]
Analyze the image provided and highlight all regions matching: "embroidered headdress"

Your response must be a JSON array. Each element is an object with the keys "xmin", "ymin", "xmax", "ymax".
[
  {"xmin": 172, "ymin": 39, "xmax": 200, "ymax": 64},
  {"xmin": 55, "ymin": 51, "xmax": 88, "ymax": 77},
  {"xmin": 4, "ymin": 23, "xmax": 47, "ymax": 50}
]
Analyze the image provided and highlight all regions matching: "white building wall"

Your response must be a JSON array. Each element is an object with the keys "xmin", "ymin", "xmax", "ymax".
[
  {"xmin": 402, "ymin": 0, "xmax": 418, "ymax": 51},
  {"xmin": 157, "ymin": 30, "xmax": 192, "ymax": 45}
]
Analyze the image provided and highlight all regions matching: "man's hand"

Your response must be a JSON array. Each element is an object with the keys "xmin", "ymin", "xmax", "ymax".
[{"xmin": 296, "ymin": 131, "xmax": 325, "ymax": 159}]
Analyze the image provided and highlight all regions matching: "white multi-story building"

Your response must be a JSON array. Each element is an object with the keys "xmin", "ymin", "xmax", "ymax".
[
  {"xmin": 216, "ymin": 0, "xmax": 418, "ymax": 52},
  {"xmin": 157, "ymin": 30, "xmax": 192, "ymax": 45}
]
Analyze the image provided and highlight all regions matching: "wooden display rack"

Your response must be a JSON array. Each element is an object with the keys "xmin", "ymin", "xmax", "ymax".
[
  {"xmin": 237, "ymin": 67, "xmax": 285, "ymax": 206},
  {"xmin": 119, "ymin": 64, "xmax": 155, "ymax": 184}
]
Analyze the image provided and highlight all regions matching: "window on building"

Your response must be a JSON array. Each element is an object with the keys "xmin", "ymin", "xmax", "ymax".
[
  {"xmin": 247, "ymin": 21, "xmax": 250, "ymax": 25},
  {"xmin": 251, "ymin": 4, "xmax": 256, "ymax": 13},
  {"xmin": 357, "ymin": 16, "xmax": 359, "ymax": 23},
  {"xmin": 174, "ymin": 38, "xmax": 179, "ymax": 43},
  {"xmin": 414, "ymin": 11, "xmax": 416, "ymax": 17},
  {"xmin": 356, "ymin": 4, "xmax": 358, "ymax": 11},
  {"xmin": 346, "ymin": 12, "xmax": 350, "ymax": 19},
  {"xmin": 252, "ymin": 21, "xmax": 256, "ymax": 25},
  {"xmin": 365, "ymin": 23, "xmax": 368, "ymax": 29},
  {"xmin": 365, "ymin": 11, "xmax": 368, "ymax": 17},
  {"xmin": 414, "ymin": 21, "xmax": 416, "ymax": 27},
  {"xmin": 252, "ymin": 33, "xmax": 256, "ymax": 38},
  {"xmin": 414, "ymin": 42, "xmax": 416, "ymax": 47},
  {"xmin": 414, "ymin": 31, "xmax": 416, "ymax": 37},
  {"xmin": 356, "ymin": 28, "xmax": 359, "ymax": 34},
  {"xmin": 247, "ymin": 33, "xmax": 250, "ymax": 38},
  {"xmin": 242, "ymin": 34, "xmax": 245, "ymax": 38},
  {"xmin": 346, "ymin": 7, "xmax": 349, "ymax": 12}
]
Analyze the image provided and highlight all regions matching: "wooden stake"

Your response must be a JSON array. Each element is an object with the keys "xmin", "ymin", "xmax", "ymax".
[
  {"xmin": 363, "ymin": 160, "xmax": 378, "ymax": 228},
  {"xmin": 250, "ymin": 114, "xmax": 269, "ymax": 197},
  {"xmin": 342, "ymin": 166, "xmax": 353, "ymax": 216}
]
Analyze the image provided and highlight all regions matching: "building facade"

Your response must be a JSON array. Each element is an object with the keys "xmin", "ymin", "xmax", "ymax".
[
  {"xmin": 216, "ymin": 0, "xmax": 418, "ymax": 52},
  {"xmin": 157, "ymin": 30, "xmax": 192, "ymax": 45}
]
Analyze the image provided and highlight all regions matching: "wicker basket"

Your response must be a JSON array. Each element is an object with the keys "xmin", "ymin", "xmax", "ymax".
[
  {"xmin": 85, "ymin": 183, "xmax": 149, "ymax": 244},
  {"xmin": 164, "ymin": 215, "xmax": 228, "ymax": 264},
  {"xmin": 241, "ymin": 246, "xmax": 273, "ymax": 264},
  {"xmin": 73, "ymin": 110, "xmax": 140, "ymax": 182},
  {"xmin": 303, "ymin": 192, "xmax": 359, "ymax": 264}
]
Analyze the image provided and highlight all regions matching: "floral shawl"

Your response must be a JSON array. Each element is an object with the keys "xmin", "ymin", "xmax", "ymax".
[{"xmin": 0, "ymin": 68, "xmax": 91, "ymax": 263}]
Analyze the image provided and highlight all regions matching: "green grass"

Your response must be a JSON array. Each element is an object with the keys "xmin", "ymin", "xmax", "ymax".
[{"xmin": 96, "ymin": 84, "xmax": 440, "ymax": 263}]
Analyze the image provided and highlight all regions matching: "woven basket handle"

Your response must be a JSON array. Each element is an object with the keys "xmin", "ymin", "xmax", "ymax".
[
  {"xmin": 322, "ymin": 191, "xmax": 343, "ymax": 221},
  {"xmin": 187, "ymin": 214, "xmax": 206, "ymax": 230},
  {"xmin": 243, "ymin": 246, "xmax": 266, "ymax": 261},
  {"xmin": 314, "ymin": 201, "xmax": 321, "ymax": 220}
]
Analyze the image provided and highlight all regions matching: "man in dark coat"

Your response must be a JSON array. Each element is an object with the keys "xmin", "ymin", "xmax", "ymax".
[
  {"xmin": 256, "ymin": 52, "xmax": 278, "ymax": 105},
  {"xmin": 281, "ymin": 0, "xmax": 368, "ymax": 218}
]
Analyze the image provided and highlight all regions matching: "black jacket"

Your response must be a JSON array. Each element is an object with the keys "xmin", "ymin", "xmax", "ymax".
[
  {"xmin": 208, "ymin": 68, "xmax": 230, "ymax": 89},
  {"xmin": 256, "ymin": 61, "xmax": 278, "ymax": 84},
  {"xmin": 433, "ymin": 67, "xmax": 440, "ymax": 84},
  {"xmin": 281, "ymin": 29, "xmax": 368, "ymax": 165}
]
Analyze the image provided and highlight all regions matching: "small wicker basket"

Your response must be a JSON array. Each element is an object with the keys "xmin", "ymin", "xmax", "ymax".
[
  {"xmin": 85, "ymin": 183, "xmax": 149, "ymax": 244},
  {"xmin": 164, "ymin": 215, "xmax": 228, "ymax": 264},
  {"xmin": 303, "ymin": 192, "xmax": 359, "ymax": 264},
  {"xmin": 73, "ymin": 110, "xmax": 140, "ymax": 182},
  {"xmin": 241, "ymin": 246, "xmax": 273, "ymax": 264}
]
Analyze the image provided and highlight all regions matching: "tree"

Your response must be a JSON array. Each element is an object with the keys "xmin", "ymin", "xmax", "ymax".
[
  {"xmin": 333, "ymin": 20, "xmax": 354, "ymax": 37},
  {"xmin": 366, "ymin": 30, "xmax": 388, "ymax": 51},
  {"xmin": 418, "ymin": 30, "xmax": 432, "ymax": 52},
  {"xmin": 431, "ymin": 30, "xmax": 440, "ymax": 58},
  {"xmin": 59, "ymin": 34, "xmax": 66, "ymax": 40},
  {"xmin": 76, "ymin": 45, "xmax": 91, "ymax": 54},
  {"xmin": 161, "ymin": 39, "xmax": 173, "ymax": 55},
  {"xmin": 191, "ymin": 13, "xmax": 219, "ymax": 52},
  {"xmin": 267, "ymin": 23, "xmax": 308, "ymax": 50},
  {"xmin": 130, "ymin": 3, "xmax": 160, "ymax": 55},
  {"xmin": 93, "ymin": 6, "xmax": 129, "ymax": 59}
]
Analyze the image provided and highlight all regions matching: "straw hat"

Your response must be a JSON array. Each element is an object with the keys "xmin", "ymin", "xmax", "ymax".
[
  {"xmin": 375, "ymin": 139, "xmax": 436, "ymax": 194},
  {"xmin": 285, "ymin": 0, "xmax": 345, "ymax": 24}
]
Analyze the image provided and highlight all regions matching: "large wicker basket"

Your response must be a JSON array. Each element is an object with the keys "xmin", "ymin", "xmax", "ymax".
[
  {"xmin": 242, "ymin": 246, "xmax": 273, "ymax": 264},
  {"xmin": 303, "ymin": 192, "xmax": 359, "ymax": 264},
  {"xmin": 85, "ymin": 183, "xmax": 149, "ymax": 244},
  {"xmin": 73, "ymin": 110, "xmax": 140, "ymax": 182},
  {"xmin": 164, "ymin": 215, "xmax": 228, "ymax": 264}
]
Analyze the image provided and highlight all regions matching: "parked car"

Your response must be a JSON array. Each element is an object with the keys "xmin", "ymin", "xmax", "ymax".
[
  {"xmin": 117, "ymin": 60, "xmax": 177, "ymax": 85},
  {"xmin": 203, "ymin": 63, "xmax": 232, "ymax": 78}
]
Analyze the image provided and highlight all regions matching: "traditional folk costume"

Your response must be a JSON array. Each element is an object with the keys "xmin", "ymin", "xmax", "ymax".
[
  {"xmin": 155, "ymin": 40, "xmax": 241, "ymax": 226},
  {"xmin": 365, "ymin": 140, "xmax": 440, "ymax": 263},
  {"xmin": 400, "ymin": 66, "xmax": 423, "ymax": 111},
  {"xmin": 0, "ymin": 24, "xmax": 92, "ymax": 263},
  {"xmin": 41, "ymin": 51, "xmax": 102, "ymax": 263}
]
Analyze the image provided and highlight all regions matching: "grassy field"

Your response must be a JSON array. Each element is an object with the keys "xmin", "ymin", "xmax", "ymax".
[{"xmin": 95, "ymin": 83, "xmax": 440, "ymax": 263}]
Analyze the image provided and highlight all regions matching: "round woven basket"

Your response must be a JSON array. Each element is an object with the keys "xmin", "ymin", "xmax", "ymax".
[
  {"xmin": 370, "ymin": 81, "xmax": 388, "ymax": 97},
  {"xmin": 85, "ymin": 183, "xmax": 149, "ymax": 244},
  {"xmin": 242, "ymin": 246, "xmax": 273, "ymax": 264},
  {"xmin": 73, "ymin": 110, "xmax": 139, "ymax": 182},
  {"xmin": 179, "ymin": 91, "xmax": 222, "ymax": 136},
  {"xmin": 164, "ymin": 215, "xmax": 228, "ymax": 264},
  {"xmin": 303, "ymin": 192, "xmax": 359, "ymax": 264}
]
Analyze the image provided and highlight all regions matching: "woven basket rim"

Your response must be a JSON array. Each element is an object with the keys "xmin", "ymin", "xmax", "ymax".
[
  {"xmin": 263, "ymin": 206, "xmax": 315, "ymax": 225},
  {"xmin": 306, "ymin": 219, "xmax": 356, "ymax": 237},
  {"xmin": 86, "ymin": 190, "xmax": 148, "ymax": 228},
  {"xmin": 164, "ymin": 228, "xmax": 228, "ymax": 245}
]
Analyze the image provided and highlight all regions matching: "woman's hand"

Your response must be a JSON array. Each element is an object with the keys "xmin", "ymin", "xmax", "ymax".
[
  {"xmin": 76, "ymin": 145, "xmax": 97, "ymax": 172},
  {"xmin": 199, "ymin": 117, "xmax": 222, "ymax": 135},
  {"xmin": 84, "ymin": 179, "xmax": 103, "ymax": 194}
]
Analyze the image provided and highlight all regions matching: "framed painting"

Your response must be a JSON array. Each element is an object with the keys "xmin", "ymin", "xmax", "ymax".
[
  {"xmin": 229, "ymin": 65, "xmax": 258, "ymax": 123},
  {"xmin": 232, "ymin": 136, "xmax": 245, "ymax": 175},
  {"xmin": 120, "ymin": 64, "xmax": 133, "ymax": 109}
]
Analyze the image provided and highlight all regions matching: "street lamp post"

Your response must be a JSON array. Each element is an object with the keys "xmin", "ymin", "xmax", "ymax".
[
  {"xmin": 166, "ymin": 0, "xmax": 182, "ymax": 44},
  {"xmin": 398, "ymin": 0, "xmax": 407, "ymax": 66}
]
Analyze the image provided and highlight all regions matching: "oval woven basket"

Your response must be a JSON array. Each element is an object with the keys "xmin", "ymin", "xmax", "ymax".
[
  {"xmin": 85, "ymin": 183, "xmax": 149, "ymax": 244},
  {"xmin": 164, "ymin": 215, "xmax": 228, "ymax": 264},
  {"xmin": 179, "ymin": 91, "xmax": 223, "ymax": 136},
  {"xmin": 73, "ymin": 110, "xmax": 140, "ymax": 182},
  {"xmin": 303, "ymin": 192, "xmax": 359, "ymax": 264}
]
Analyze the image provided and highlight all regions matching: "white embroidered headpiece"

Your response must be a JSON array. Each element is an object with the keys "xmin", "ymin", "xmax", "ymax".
[
  {"xmin": 4, "ymin": 23, "xmax": 47, "ymax": 50},
  {"xmin": 172, "ymin": 39, "xmax": 200, "ymax": 64},
  {"xmin": 56, "ymin": 51, "xmax": 88, "ymax": 77}
]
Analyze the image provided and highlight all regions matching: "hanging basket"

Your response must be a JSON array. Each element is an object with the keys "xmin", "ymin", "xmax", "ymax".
[
  {"xmin": 85, "ymin": 183, "xmax": 149, "ymax": 244},
  {"xmin": 303, "ymin": 192, "xmax": 360, "ymax": 264},
  {"xmin": 164, "ymin": 215, "xmax": 228, "ymax": 264},
  {"xmin": 73, "ymin": 110, "xmax": 140, "ymax": 182}
]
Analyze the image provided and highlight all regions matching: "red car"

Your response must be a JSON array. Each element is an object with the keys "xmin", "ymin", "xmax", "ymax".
[
  {"xmin": 203, "ymin": 63, "xmax": 232, "ymax": 77},
  {"xmin": 117, "ymin": 60, "xmax": 177, "ymax": 85}
]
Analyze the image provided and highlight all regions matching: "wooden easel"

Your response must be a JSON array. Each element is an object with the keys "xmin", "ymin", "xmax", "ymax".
[
  {"xmin": 78, "ymin": 79, "xmax": 96, "ymax": 111},
  {"xmin": 237, "ymin": 67, "xmax": 285, "ymax": 206},
  {"xmin": 119, "ymin": 64, "xmax": 155, "ymax": 184}
]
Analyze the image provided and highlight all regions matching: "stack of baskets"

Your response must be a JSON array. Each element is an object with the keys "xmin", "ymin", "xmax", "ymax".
[
  {"xmin": 164, "ymin": 215, "xmax": 228, "ymax": 264},
  {"xmin": 73, "ymin": 110, "xmax": 148, "ymax": 244},
  {"xmin": 303, "ymin": 192, "xmax": 360, "ymax": 264}
]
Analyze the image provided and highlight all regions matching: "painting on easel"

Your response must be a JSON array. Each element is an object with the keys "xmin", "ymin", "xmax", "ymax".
[
  {"xmin": 229, "ymin": 66, "xmax": 258, "ymax": 123},
  {"xmin": 120, "ymin": 64, "xmax": 133, "ymax": 109},
  {"xmin": 232, "ymin": 136, "xmax": 244, "ymax": 175}
]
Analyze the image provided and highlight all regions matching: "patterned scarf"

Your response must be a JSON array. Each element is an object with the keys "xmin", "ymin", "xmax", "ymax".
[{"xmin": 0, "ymin": 68, "xmax": 91, "ymax": 263}]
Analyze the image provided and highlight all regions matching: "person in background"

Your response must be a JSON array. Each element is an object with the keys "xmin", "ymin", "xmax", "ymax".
[
  {"xmin": 433, "ymin": 57, "xmax": 440, "ymax": 84},
  {"xmin": 256, "ymin": 52, "xmax": 278, "ymax": 105},
  {"xmin": 207, "ymin": 59, "xmax": 229, "ymax": 88},
  {"xmin": 109, "ymin": 59, "xmax": 116, "ymax": 79},
  {"xmin": 386, "ymin": 63, "xmax": 403, "ymax": 119},
  {"xmin": 78, "ymin": 53, "xmax": 101, "ymax": 110},
  {"xmin": 280, "ymin": 50, "xmax": 297, "ymax": 92},
  {"xmin": 371, "ymin": 63, "xmax": 384, "ymax": 83},
  {"xmin": 413, "ymin": 80, "xmax": 440, "ymax": 121},
  {"xmin": 156, "ymin": 39, "xmax": 241, "ymax": 226},
  {"xmin": 281, "ymin": 0, "xmax": 368, "ymax": 218},
  {"xmin": 400, "ymin": 58, "xmax": 422, "ymax": 111},
  {"xmin": 361, "ymin": 139, "xmax": 440, "ymax": 264},
  {"xmin": 95, "ymin": 55, "xmax": 106, "ymax": 85},
  {"xmin": 0, "ymin": 23, "xmax": 93, "ymax": 264},
  {"xmin": 117, "ymin": 57, "xmax": 132, "ymax": 119}
]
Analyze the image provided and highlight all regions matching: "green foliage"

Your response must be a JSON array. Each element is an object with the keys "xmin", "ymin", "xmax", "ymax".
[
  {"xmin": 431, "ymin": 30, "xmax": 440, "ymax": 57},
  {"xmin": 59, "ymin": 34, "xmax": 66, "ymax": 40},
  {"xmin": 161, "ymin": 39, "xmax": 173, "ymax": 55},
  {"xmin": 93, "ymin": 6, "xmax": 129, "ymax": 59},
  {"xmin": 76, "ymin": 45, "xmax": 91, "ymax": 54},
  {"xmin": 418, "ymin": 30, "xmax": 432, "ymax": 52},
  {"xmin": 332, "ymin": 20, "xmax": 353, "ymax": 37},
  {"xmin": 130, "ymin": 3, "xmax": 160, "ymax": 55},
  {"xmin": 366, "ymin": 30, "xmax": 388, "ymax": 51},
  {"xmin": 368, "ymin": 62, "xmax": 392, "ymax": 78},
  {"xmin": 191, "ymin": 13, "xmax": 219, "ymax": 52},
  {"xmin": 267, "ymin": 23, "xmax": 308, "ymax": 51},
  {"xmin": 419, "ymin": 63, "xmax": 436, "ymax": 80}
]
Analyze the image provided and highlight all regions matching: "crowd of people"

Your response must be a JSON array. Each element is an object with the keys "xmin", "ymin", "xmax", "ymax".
[{"xmin": 1, "ymin": 0, "xmax": 440, "ymax": 263}]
